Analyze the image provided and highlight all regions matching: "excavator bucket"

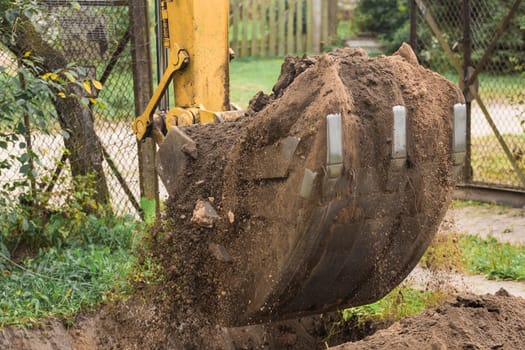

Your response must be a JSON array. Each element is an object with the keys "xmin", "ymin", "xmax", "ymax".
[{"xmin": 154, "ymin": 45, "xmax": 466, "ymax": 327}]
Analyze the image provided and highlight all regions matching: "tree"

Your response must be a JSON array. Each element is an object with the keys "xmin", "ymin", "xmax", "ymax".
[{"xmin": 0, "ymin": 0, "xmax": 109, "ymax": 204}]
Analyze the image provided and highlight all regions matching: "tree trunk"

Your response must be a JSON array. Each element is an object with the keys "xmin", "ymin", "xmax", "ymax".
[{"xmin": 3, "ymin": 18, "xmax": 109, "ymax": 204}]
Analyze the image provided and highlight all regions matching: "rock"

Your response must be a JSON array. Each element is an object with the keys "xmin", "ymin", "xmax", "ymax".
[
  {"xmin": 181, "ymin": 142, "xmax": 198, "ymax": 159},
  {"xmin": 227, "ymin": 211, "xmax": 235, "ymax": 224},
  {"xmin": 209, "ymin": 243, "xmax": 234, "ymax": 263},
  {"xmin": 191, "ymin": 200, "xmax": 219, "ymax": 228}
]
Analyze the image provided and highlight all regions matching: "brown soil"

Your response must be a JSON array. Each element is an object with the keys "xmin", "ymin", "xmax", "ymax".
[{"xmin": 332, "ymin": 291, "xmax": 525, "ymax": 350}]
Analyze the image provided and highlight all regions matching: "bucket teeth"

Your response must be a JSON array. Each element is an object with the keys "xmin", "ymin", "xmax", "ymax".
[{"xmin": 326, "ymin": 113, "xmax": 343, "ymax": 178}]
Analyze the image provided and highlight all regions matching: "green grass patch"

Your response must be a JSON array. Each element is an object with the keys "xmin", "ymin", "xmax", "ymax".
[
  {"xmin": 229, "ymin": 57, "xmax": 283, "ymax": 108},
  {"xmin": 0, "ymin": 203, "xmax": 149, "ymax": 328},
  {"xmin": 0, "ymin": 245, "xmax": 133, "ymax": 327},
  {"xmin": 471, "ymin": 134, "xmax": 525, "ymax": 187},
  {"xmin": 420, "ymin": 232, "xmax": 464, "ymax": 272},
  {"xmin": 342, "ymin": 286, "xmax": 445, "ymax": 325},
  {"xmin": 422, "ymin": 232, "xmax": 525, "ymax": 281},
  {"xmin": 460, "ymin": 235, "xmax": 525, "ymax": 281}
]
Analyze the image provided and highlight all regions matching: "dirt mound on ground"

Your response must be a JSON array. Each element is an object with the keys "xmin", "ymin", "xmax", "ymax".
[{"xmin": 332, "ymin": 291, "xmax": 525, "ymax": 350}]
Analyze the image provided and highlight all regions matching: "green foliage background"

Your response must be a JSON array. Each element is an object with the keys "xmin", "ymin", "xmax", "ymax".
[{"xmin": 353, "ymin": 0, "xmax": 525, "ymax": 73}]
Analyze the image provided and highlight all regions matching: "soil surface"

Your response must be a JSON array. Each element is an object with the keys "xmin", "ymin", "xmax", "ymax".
[{"xmin": 332, "ymin": 291, "xmax": 525, "ymax": 350}]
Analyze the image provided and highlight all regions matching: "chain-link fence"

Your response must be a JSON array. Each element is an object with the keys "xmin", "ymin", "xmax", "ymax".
[
  {"xmin": 413, "ymin": 0, "xmax": 525, "ymax": 191},
  {"xmin": 1, "ymin": 1, "xmax": 143, "ymax": 217}
]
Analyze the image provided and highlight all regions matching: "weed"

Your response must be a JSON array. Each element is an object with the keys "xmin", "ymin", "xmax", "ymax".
[
  {"xmin": 460, "ymin": 235, "xmax": 525, "ymax": 281},
  {"xmin": 342, "ymin": 286, "xmax": 445, "ymax": 325},
  {"xmin": 0, "ymin": 173, "xmax": 149, "ymax": 327},
  {"xmin": 420, "ymin": 231, "xmax": 525, "ymax": 282},
  {"xmin": 324, "ymin": 285, "xmax": 446, "ymax": 344},
  {"xmin": 0, "ymin": 244, "xmax": 133, "ymax": 327}
]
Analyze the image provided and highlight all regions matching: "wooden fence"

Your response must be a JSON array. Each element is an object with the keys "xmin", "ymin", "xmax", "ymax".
[{"xmin": 230, "ymin": 0, "xmax": 334, "ymax": 57}]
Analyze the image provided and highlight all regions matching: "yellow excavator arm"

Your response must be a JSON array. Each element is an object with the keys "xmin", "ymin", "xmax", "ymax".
[{"xmin": 132, "ymin": 0, "xmax": 231, "ymax": 141}]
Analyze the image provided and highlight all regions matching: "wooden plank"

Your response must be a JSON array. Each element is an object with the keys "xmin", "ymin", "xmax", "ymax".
[
  {"xmin": 306, "ymin": 0, "xmax": 313, "ymax": 53},
  {"xmin": 241, "ymin": 0, "xmax": 249, "ymax": 57},
  {"xmin": 296, "ymin": 0, "xmax": 304, "ymax": 54},
  {"xmin": 260, "ymin": 0, "xmax": 269, "ymax": 56},
  {"xmin": 232, "ymin": 0, "xmax": 240, "ymax": 56},
  {"xmin": 278, "ymin": 0, "xmax": 286, "ymax": 56},
  {"xmin": 321, "ymin": 0, "xmax": 329, "ymax": 48},
  {"xmin": 287, "ymin": 0, "xmax": 296, "ymax": 54},
  {"xmin": 251, "ymin": 0, "xmax": 259, "ymax": 56},
  {"xmin": 269, "ymin": 0, "xmax": 277, "ymax": 56},
  {"xmin": 311, "ymin": 0, "xmax": 321, "ymax": 53}
]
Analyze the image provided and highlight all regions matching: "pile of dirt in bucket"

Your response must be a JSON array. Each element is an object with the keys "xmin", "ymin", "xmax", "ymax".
[{"xmin": 151, "ymin": 42, "xmax": 463, "ymax": 333}]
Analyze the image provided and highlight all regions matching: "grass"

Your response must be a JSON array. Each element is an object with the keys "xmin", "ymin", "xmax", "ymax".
[
  {"xmin": 471, "ymin": 134, "xmax": 525, "ymax": 188},
  {"xmin": 229, "ymin": 57, "xmax": 283, "ymax": 108},
  {"xmin": 460, "ymin": 235, "xmax": 525, "ymax": 281},
  {"xmin": 421, "ymin": 232, "xmax": 525, "ymax": 282},
  {"xmin": 0, "ymin": 245, "xmax": 133, "ymax": 327},
  {"xmin": 0, "ymin": 211, "xmax": 148, "ymax": 328},
  {"xmin": 419, "ymin": 232, "xmax": 465, "ymax": 272},
  {"xmin": 440, "ymin": 72, "xmax": 525, "ymax": 101},
  {"xmin": 342, "ymin": 286, "xmax": 445, "ymax": 325}
]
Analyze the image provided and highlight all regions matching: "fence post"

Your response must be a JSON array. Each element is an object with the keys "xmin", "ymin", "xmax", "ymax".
[
  {"xmin": 410, "ymin": 0, "xmax": 417, "ymax": 49},
  {"xmin": 129, "ymin": 0, "xmax": 159, "ymax": 217},
  {"xmin": 312, "ymin": 0, "xmax": 321, "ymax": 53},
  {"xmin": 462, "ymin": 0, "xmax": 473, "ymax": 182}
]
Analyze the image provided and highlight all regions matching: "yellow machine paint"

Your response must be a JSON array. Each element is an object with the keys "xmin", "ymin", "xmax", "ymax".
[{"xmin": 132, "ymin": 0, "xmax": 230, "ymax": 141}]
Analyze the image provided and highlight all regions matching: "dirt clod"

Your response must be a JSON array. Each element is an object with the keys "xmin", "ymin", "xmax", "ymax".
[{"xmin": 191, "ymin": 199, "xmax": 219, "ymax": 228}]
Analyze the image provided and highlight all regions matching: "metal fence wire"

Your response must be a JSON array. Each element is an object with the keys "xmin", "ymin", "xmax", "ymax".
[
  {"xmin": 413, "ymin": 0, "xmax": 525, "ymax": 191},
  {"xmin": 1, "ymin": 1, "xmax": 143, "ymax": 217}
]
